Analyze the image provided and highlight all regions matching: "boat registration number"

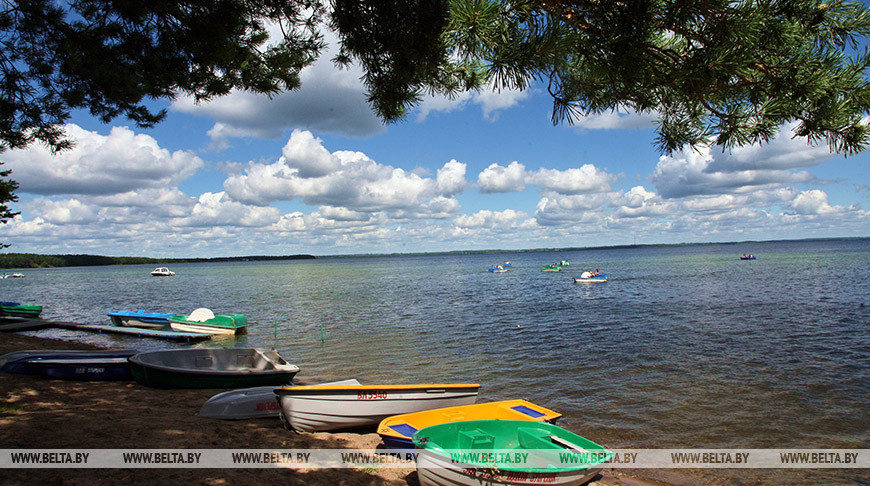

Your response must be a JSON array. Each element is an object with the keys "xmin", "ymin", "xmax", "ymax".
[
  {"xmin": 75, "ymin": 367, "xmax": 105, "ymax": 374},
  {"xmin": 357, "ymin": 391, "xmax": 388, "ymax": 400}
]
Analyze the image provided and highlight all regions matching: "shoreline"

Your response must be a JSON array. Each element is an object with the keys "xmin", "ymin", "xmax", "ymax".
[{"xmin": 0, "ymin": 333, "xmax": 723, "ymax": 486}]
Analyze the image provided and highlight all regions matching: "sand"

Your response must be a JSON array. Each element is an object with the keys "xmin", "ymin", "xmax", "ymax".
[{"xmin": 0, "ymin": 333, "xmax": 717, "ymax": 486}]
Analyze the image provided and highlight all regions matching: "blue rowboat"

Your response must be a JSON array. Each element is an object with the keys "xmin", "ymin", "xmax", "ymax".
[
  {"xmin": 108, "ymin": 309, "xmax": 175, "ymax": 329},
  {"xmin": 0, "ymin": 349, "xmax": 138, "ymax": 381}
]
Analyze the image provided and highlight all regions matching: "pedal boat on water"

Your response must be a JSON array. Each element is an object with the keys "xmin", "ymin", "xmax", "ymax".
[
  {"xmin": 573, "ymin": 271, "xmax": 607, "ymax": 283},
  {"xmin": 0, "ymin": 301, "xmax": 43, "ymax": 318},
  {"xmin": 168, "ymin": 308, "xmax": 247, "ymax": 335},
  {"xmin": 108, "ymin": 309, "xmax": 174, "ymax": 329}
]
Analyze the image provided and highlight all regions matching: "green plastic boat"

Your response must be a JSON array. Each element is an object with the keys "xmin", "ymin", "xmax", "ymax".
[
  {"xmin": 413, "ymin": 420, "xmax": 612, "ymax": 486},
  {"xmin": 167, "ymin": 308, "xmax": 247, "ymax": 335},
  {"xmin": 0, "ymin": 301, "xmax": 43, "ymax": 318}
]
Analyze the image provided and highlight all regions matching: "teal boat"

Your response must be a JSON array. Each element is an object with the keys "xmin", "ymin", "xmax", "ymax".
[
  {"xmin": 167, "ymin": 308, "xmax": 247, "ymax": 335},
  {"xmin": 0, "ymin": 301, "xmax": 43, "ymax": 318},
  {"xmin": 413, "ymin": 420, "xmax": 612, "ymax": 486}
]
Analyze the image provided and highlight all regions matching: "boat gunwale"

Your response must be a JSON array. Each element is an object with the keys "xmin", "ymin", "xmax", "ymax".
[
  {"xmin": 128, "ymin": 348, "xmax": 299, "ymax": 375},
  {"xmin": 167, "ymin": 315, "xmax": 245, "ymax": 328},
  {"xmin": 416, "ymin": 447, "xmax": 609, "ymax": 476},
  {"xmin": 275, "ymin": 383, "xmax": 480, "ymax": 394},
  {"xmin": 377, "ymin": 399, "xmax": 562, "ymax": 442},
  {"xmin": 413, "ymin": 419, "xmax": 613, "ymax": 473},
  {"xmin": 108, "ymin": 310, "xmax": 174, "ymax": 319}
]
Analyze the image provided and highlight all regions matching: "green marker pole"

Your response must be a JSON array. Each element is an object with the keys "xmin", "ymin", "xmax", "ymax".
[{"xmin": 320, "ymin": 324, "xmax": 325, "ymax": 343}]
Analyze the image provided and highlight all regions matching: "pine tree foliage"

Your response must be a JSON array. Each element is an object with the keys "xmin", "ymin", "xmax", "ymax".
[
  {"xmin": 0, "ymin": 0, "xmax": 325, "ymax": 154},
  {"xmin": 1, "ymin": 0, "xmax": 870, "ymax": 240},
  {"xmin": 334, "ymin": 0, "xmax": 870, "ymax": 155},
  {"xmin": 0, "ymin": 162, "xmax": 18, "ymax": 248}
]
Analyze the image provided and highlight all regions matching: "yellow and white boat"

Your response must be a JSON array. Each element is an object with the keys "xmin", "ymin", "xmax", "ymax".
[{"xmin": 377, "ymin": 399, "xmax": 561, "ymax": 448}]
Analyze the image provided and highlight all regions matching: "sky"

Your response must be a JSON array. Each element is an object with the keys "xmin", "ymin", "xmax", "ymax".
[{"xmin": 2, "ymin": 33, "xmax": 869, "ymax": 258}]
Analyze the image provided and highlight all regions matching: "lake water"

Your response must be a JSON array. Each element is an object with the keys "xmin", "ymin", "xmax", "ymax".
[{"xmin": 3, "ymin": 239, "xmax": 868, "ymax": 484}]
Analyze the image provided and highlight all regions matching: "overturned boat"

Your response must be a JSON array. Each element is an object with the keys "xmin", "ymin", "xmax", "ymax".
[
  {"xmin": 0, "ymin": 349, "xmax": 138, "ymax": 381},
  {"xmin": 197, "ymin": 379, "xmax": 361, "ymax": 420}
]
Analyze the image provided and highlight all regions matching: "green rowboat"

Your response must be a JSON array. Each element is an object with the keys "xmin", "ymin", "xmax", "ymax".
[{"xmin": 413, "ymin": 420, "xmax": 612, "ymax": 486}]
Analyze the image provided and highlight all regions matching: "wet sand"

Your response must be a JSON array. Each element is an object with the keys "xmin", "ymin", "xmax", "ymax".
[{"xmin": 0, "ymin": 333, "xmax": 719, "ymax": 485}]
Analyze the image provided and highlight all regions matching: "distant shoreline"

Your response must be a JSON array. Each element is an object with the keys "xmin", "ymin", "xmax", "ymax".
[
  {"xmin": 1, "ymin": 236, "xmax": 866, "ymax": 269},
  {"xmin": 0, "ymin": 253, "xmax": 316, "ymax": 270}
]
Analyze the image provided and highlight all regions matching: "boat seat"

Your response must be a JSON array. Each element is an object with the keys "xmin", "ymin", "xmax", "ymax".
[
  {"xmin": 195, "ymin": 356, "xmax": 215, "ymax": 369},
  {"xmin": 458, "ymin": 429, "xmax": 494, "ymax": 450},
  {"xmin": 517, "ymin": 427, "xmax": 564, "ymax": 450},
  {"xmin": 188, "ymin": 308, "xmax": 215, "ymax": 322}
]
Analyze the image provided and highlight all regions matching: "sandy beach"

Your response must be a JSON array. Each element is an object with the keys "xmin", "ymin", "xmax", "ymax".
[{"xmin": 0, "ymin": 333, "xmax": 727, "ymax": 486}]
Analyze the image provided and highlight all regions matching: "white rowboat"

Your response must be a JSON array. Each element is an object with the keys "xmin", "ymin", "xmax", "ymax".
[{"xmin": 274, "ymin": 383, "xmax": 480, "ymax": 433}]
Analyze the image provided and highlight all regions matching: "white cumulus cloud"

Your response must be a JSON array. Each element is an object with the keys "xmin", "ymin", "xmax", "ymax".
[
  {"xmin": 528, "ymin": 164, "xmax": 618, "ymax": 194},
  {"xmin": 651, "ymin": 143, "xmax": 814, "ymax": 198},
  {"xmin": 790, "ymin": 190, "xmax": 840, "ymax": 215},
  {"xmin": 222, "ymin": 130, "xmax": 465, "ymax": 218},
  {"xmin": 477, "ymin": 161, "xmax": 527, "ymax": 193},
  {"xmin": 4, "ymin": 124, "xmax": 203, "ymax": 196}
]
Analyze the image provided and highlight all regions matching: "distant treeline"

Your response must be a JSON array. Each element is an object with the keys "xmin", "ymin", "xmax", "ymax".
[{"xmin": 0, "ymin": 253, "xmax": 315, "ymax": 269}]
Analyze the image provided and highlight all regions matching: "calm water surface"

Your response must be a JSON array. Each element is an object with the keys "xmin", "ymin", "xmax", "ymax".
[{"xmin": 3, "ymin": 239, "xmax": 868, "ymax": 484}]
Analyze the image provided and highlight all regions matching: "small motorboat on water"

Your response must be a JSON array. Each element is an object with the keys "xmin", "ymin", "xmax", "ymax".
[
  {"xmin": 168, "ymin": 308, "xmax": 247, "ymax": 335},
  {"xmin": 129, "ymin": 348, "xmax": 299, "ymax": 388},
  {"xmin": 413, "ymin": 420, "xmax": 612, "ymax": 486},
  {"xmin": 378, "ymin": 399, "xmax": 562, "ymax": 449},
  {"xmin": 541, "ymin": 264, "xmax": 562, "ymax": 272},
  {"xmin": 574, "ymin": 271, "xmax": 607, "ymax": 283},
  {"xmin": 274, "ymin": 382, "xmax": 481, "ymax": 433},
  {"xmin": 488, "ymin": 265, "xmax": 508, "ymax": 273},
  {"xmin": 108, "ymin": 309, "xmax": 174, "ymax": 329},
  {"xmin": 740, "ymin": 254, "xmax": 756, "ymax": 260},
  {"xmin": 0, "ymin": 349, "xmax": 138, "ymax": 380},
  {"xmin": 151, "ymin": 267, "xmax": 175, "ymax": 276}
]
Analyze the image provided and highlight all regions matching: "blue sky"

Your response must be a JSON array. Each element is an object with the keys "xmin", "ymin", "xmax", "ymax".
[{"xmin": 2, "ymin": 33, "xmax": 869, "ymax": 257}]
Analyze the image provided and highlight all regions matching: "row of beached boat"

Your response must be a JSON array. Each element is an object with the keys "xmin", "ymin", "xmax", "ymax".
[
  {"xmin": 0, "ymin": 345, "xmax": 612, "ymax": 484},
  {"xmin": 0, "ymin": 300, "xmax": 246, "ymax": 337}
]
